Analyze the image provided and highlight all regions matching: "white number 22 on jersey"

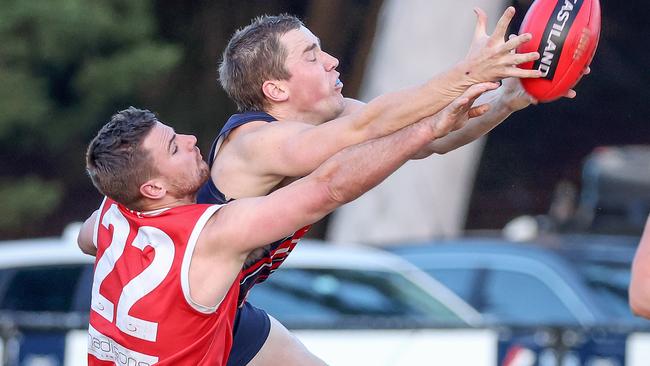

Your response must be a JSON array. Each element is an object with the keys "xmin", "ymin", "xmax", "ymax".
[{"xmin": 90, "ymin": 204, "xmax": 175, "ymax": 341}]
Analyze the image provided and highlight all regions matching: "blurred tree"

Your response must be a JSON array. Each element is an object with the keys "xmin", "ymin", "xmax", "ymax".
[{"xmin": 0, "ymin": 0, "xmax": 181, "ymax": 238}]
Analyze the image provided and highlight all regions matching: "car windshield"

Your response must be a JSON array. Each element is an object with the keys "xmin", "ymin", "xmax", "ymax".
[{"xmin": 247, "ymin": 268, "xmax": 466, "ymax": 328}]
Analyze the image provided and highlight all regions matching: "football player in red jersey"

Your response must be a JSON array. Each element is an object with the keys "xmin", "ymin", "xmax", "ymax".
[{"xmin": 81, "ymin": 88, "xmax": 495, "ymax": 365}]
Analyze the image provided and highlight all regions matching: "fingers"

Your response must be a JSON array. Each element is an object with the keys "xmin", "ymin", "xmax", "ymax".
[
  {"xmin": 463, "ymin": 81, "xmax": 501, "ymax": 101},
  {"xmin": 584, "ymin": 66, "xmax": 591, "ymax": 75},
  {"xmin": 508, "ymin": 51, "xmax": 540, "ymax": 66},
  {"xmin": 564, "ymin": 89, "xmax": 577, "ymax": 99},
  {"xmin": 447, "ymin": 82, "xmax": 498, "ymax": 117},
  {"xmin": 506, "ymin": 67, "xmax": 543, "ymax": 79},
  {"xmin": 468, "ymin": 103, "xmax": 491, "ymax": 118},
  {"xmin": 448, "ymin": 97, "xmax": 470, "ymax": 114},
  {"xmin": 490, "ymin": 6, "xmax": 516, "ymax": 43},
  {"xmin": 501, "ymin": 33, "xmax": 533, "ymax": 53},
  {"xmin": 473, "ymin": 7, "xmax": 488, "ymax": 38}
]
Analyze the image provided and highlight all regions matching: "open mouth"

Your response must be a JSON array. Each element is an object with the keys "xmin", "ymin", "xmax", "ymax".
[{"xmin": 335, "ymin": 78, "xmax": 343, "ymax": 88}]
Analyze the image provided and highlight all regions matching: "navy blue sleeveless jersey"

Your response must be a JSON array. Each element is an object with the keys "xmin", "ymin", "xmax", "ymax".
[
  {"xmin": 197, "ymin": 111, "xmax": 311, "ymax": 305},
  {"xmin": 197, "ymin": 111, "xmax": 276, "ymax": 205}
]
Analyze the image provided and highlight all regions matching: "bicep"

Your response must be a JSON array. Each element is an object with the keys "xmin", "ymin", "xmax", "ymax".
[
  {"xmin": 207, "ymin": 177, "xmax": 335, "ymax": 256},
  {"xmin": 241, "ymin": 119, "xmax": 366, "ymax": 178}
]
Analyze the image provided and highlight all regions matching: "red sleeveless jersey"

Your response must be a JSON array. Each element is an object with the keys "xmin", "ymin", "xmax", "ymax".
[{"xmin": 88, "ymin": 197, "xmax": 241, "ymax": 366}]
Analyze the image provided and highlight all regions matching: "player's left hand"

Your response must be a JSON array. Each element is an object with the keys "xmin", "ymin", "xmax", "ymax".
[
  {"xmin": 499, "ymin": 34, "xmax": 591, "ymax": 110},
  {"xmin": 499, "ymin": 66, "xmax": 591, "ymax": 111}
]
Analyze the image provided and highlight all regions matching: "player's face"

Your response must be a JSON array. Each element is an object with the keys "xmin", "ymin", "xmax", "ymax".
[
  {"xmin": 280, "ymin": 26, "xmax": 345, "ymax": 123},
  {"xmin": 143, "ymin": 122, "xmax": 209, "ymax": 198}
]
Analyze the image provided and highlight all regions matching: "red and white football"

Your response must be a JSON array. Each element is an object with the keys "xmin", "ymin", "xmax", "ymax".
[{"xmin": 517, "ymin": 0, "xmax": 601, "ymax": 101}]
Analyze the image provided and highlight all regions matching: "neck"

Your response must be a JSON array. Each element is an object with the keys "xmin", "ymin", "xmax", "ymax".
[
  {"xmin": 265, "ymin": 104, "xmax": 323, "ymax": 125},
  {"xmin": 138, "ymin": 195, "xmax": 196, "ymax": 212}
]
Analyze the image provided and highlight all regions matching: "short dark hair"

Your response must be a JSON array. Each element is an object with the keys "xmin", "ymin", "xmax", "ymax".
[
  {"xmin": 86, "ymin": 107, "xmax": 158, "ymax": 208},
  {"xmin": 219, "ymin": 14, "xmax": 304, "ymax": 112}
]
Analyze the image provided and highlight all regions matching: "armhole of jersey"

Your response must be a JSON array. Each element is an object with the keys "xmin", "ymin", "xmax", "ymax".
[
  {"xmin": 92, "ymin": 196, "xmax": 108, "ymax": 249},
  {"xmin": 212, "ymin": 135, "xmax": 233, "ymax": 202},
  {"xmin": 180, "ymin": 204, "xmax": 224, "ymax": 314},
  {"xmin": 211, "ymin": 136, "xmax": 226, "ymax": 163}
]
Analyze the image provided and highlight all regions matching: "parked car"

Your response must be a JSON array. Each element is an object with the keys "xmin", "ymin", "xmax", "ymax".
[
  {"xmin": 247, "ymin": 239, "xmax": 482, "ymax": 328},
  {"xmin": 390, "ymin": 236, "xmax": 650, "ymax": 328},
  {"xmin": 0, "ymin": 230, "xmax": 499, "ymax": 366}
]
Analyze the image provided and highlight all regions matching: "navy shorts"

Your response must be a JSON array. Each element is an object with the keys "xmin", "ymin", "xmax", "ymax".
[{"xmin": 227, "ymin": 301, "xmax": 271, "ymax": 366}]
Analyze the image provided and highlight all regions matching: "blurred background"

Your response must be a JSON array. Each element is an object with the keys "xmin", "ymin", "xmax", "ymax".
[
  {"xmin": 1, "ymin": 0, "xmax": 647, "ymax": 241},
  {"xmin": 1, "ymin": 0, "xmax": 650, "ymax": 364}
]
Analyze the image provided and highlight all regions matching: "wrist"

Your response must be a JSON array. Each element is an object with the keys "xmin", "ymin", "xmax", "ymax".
[{"xmin": 425, "ymin": 62, "xmax": 477, "ymax": 101}]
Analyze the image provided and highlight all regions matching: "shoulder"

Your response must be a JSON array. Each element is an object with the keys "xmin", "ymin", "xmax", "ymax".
[{"xmin": 232, "ymin": 119, "xmax": 313, "ymax": 150}]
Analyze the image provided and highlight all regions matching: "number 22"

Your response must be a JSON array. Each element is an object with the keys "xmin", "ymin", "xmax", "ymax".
[{"xmin": 90, "ymin": 204, "xmax": 175, "ymax": 341}]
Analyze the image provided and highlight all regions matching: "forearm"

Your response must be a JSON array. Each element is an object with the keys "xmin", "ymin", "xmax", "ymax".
[
  {"xmin": 316, "ymin": 121, "xmax": 434, "ymax": 204},
  {"xmin": 630, "ymin": 216, "xmax": 650, "ymax": 318},
  {"xmin": 358, "ymin": 64, "xmax": 475, "ymax": 139}
]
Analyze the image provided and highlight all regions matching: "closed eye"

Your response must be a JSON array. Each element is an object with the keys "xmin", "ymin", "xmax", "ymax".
[{"xmin": 303, "ymin": 43, "xmax": 318, "ymax": 62}]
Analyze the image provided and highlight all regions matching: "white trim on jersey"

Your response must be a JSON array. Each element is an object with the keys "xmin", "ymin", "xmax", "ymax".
[
  {"xmin": 92, "ymin": 196, "xmax": 108, "ymax": 249},
  {"xmin": 180, "ymin": 204, "xmax": 224, "ymax": 314}
]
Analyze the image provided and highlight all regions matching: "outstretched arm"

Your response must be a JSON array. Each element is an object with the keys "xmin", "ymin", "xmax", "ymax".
[
  {"xmin": 238, "ymin": 7, "xmax": 540, "ymax": 178},
  {"xmin": 630, "ymin": 216, "xmax": 650, "ymax": 319},
  {"xmin": 209, "ymin": 83, "xmax": 498, "ymax": 257}
]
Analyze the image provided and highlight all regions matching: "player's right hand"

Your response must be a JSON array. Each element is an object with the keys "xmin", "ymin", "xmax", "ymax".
[{"xmin": 428, "ymin": 81, "xmax": 499, "ymax": 138}]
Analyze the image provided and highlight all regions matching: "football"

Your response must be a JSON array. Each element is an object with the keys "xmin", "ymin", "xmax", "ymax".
[{"xmin": 517, "ymin": 0, "xmax": 601, "ymax": 101}]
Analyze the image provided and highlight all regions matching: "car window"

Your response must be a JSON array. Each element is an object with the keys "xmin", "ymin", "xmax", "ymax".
[
  {"xmin": 0, "ymin": 265, "xmax": 87, "ymax": 312},
  {"xmin": 482, "ymin": 270, "xmax": 578, "ymax": 325},
  {"xmin": 426, "ymin": 268, "xmax": 579, "ymax": 325},
  {"xmin": 423, "ymin": 268, "xmax": 477, "ymax": 300},
  {"xmin": 247, "ymin": 268, "xmax": 465, "ymax": 327}
]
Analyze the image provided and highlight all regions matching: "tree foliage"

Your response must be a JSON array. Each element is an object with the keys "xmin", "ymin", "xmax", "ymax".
[{"xmin": 0, "ymin": 0, "xmax": 181, "ymax": 238}]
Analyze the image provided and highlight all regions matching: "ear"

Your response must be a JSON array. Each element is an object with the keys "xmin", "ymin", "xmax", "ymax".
[
  {"xmin": 139, "ymin": 179, "xmax": 166, "ymax": 200},
  {"xmin": 262, "ymin": 80, "xmax": 289, "ymax": 103}
]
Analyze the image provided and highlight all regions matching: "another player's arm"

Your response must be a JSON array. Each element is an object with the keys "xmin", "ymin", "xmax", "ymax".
[
  {"xmin": 630, "ymin": 216, "xmax": 650, "ymax": 319},
  {"xmin": 339, "ymin": 83, "xmax": 510, "ymax": 161},
  {"xmin": 411, "ymin": 79, "xmax": 525, "ymax": 158},
  {"xmin": 78, "ymin": 210, "xmax": 98, "ymax": 256}
]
